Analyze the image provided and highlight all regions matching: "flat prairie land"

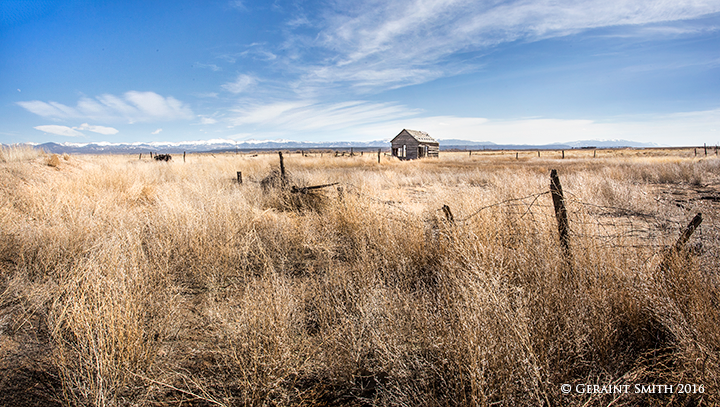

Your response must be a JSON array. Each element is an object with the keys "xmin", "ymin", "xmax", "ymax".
[{"xmin": 1, "ymin": 146, "xmax": 719, "ymax": 406}]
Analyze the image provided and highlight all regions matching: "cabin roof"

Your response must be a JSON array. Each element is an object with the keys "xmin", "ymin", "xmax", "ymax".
[{"xmin": 392, "ymin": 129, "xmax": 438, "ymax": 144}]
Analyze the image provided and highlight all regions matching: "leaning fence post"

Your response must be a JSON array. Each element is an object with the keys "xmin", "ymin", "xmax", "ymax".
[
  {"xmin": 674, "ymin": 213, "xmax": 702, "ymax": 251},
  {"xmin": 550, "ymin": 169, "xmax": 572, "ymax": 262},
  {"xmin": 660, "ymin": 213, "xmax": 702, "ymax": 272},
  {"xmin": 139, "ymin": 153, "xmax": 142, "ymax": 160},
  {"xmin": 441, "ymin": 205, "xmax": 454, "ymax": 225}
]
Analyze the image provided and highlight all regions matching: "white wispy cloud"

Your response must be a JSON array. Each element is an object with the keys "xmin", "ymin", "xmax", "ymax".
[
  {"xmin": 229, "ymin": 100, "xmax": 419, "ymax": 130},
  {"xmin": 195, "ymin": 62, "xmax": 222, "ymax": 71},
  {"xmin": 199, "ymin": 116, "xmax": 218, "ymax": 125},
  {"xmin": 74, "ymin": 123, "xmax": 119, "ymax": 135},
  {"xmin": 279, "ymin": 0, "xmax": 720, "ymax": 92},
  {"xmin": 226, "ymin": 97, "xmax": 720, "ymax": 146},
  {"xmin": 152, "ymin": 128, "xmax": 163, "ymax": 135},
  {"xmin": 17, "ymin": 91, "xmax": 194, "ymax": 123},
  {"xmin": 194, "ymin": 92, "xmax": 219, "ymax": 98},
  {"xmin": 34, "ymin": 125, "xmax": 84, "ymax": 137},
  {"xmin": 222, "ymin": 74, "xmax": 258, "ymax": 93},
  {"xmin": 229, "ymin": 0, "xmax": 246, "ymax": 11}
]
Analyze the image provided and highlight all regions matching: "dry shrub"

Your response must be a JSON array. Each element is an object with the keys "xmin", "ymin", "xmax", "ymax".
[
  {"xmin": 259, "ymin": 169, "xmax": 329, "ymax": 213},
  {"xmin": 47, "ymin": 154, "xmax": 61, "ymax": 167}
]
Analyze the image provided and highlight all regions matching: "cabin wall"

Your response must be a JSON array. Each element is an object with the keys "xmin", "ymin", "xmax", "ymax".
[
  {"xmin": 391, "ymin": 133, "xmax": 420, "ymax": 160},
  {"xmin": 390, "ymin": 130, "xmax": 440, "ymax": 160}
]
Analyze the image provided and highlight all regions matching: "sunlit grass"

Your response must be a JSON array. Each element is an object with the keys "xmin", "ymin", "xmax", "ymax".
[{"xmin": 1, "ymin": 150, "xmax": 718, "ymax": 406}]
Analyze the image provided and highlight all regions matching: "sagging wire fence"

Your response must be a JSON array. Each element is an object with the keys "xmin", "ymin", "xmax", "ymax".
[
  {"xmin": 367, "ymin": 169, "xmax": 707, "ymax": 262},
  {"xmin": 247, "ymin": 152, "xmax": 709, "ymax": 260}
]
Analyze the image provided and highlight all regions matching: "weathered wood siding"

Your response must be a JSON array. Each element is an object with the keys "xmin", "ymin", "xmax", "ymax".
[
  {"xmin": 391, "ymin": 129, "xmax": 440, "ymax": 160},
  {"xmin": 391, "ymin": 131, "xmax": 420, "ymax": 159}
]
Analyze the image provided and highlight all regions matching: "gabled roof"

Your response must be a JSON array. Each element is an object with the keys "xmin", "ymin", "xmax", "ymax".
[{"xmin": 392, "ymin": 129, "xmax": 438, "ymax": 144}]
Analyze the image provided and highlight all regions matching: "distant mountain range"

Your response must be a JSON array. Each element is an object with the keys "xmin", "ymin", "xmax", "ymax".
[
  {"xmin": 7, "ymin": 138, "xmax": 662, "ymax": 154},
  {"xmin": 437, "ymin": 139, "xmax": 662, "ymax": 150}
]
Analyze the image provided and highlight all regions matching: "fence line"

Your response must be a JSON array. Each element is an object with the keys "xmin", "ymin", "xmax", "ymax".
[{"xmin": 356, "ymin": 173, "xmax": 709, "ymax": 253}]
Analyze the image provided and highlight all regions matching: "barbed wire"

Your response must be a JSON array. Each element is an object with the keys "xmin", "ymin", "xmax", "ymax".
[{"xmin": 355, "ymin": 182, "xmax": 714, "ymax": 251}]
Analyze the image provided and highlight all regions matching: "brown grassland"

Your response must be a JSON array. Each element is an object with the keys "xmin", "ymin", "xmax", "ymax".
[{"xmin": 1, "ymin": 145, "xmax": 719, "ymax": 406}]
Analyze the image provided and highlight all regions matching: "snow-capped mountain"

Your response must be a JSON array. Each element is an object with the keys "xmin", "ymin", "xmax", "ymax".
[
  {"xmin": 8, "ymin": 138, "xmax": 662, "ymax": 155},
  {"xmin": 27, "ymin": 139, "xmax": 389, "ymax": 154}
]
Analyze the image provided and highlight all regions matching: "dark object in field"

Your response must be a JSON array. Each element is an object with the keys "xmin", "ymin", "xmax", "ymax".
[
  {"xmin": 659, "ymin": 213, "xmax": 702, "ymax": 273},
  {"xmin": 441, "ymin": 204, "xmax": 454, "ymax": 224},
  {"xmin": 291, "ymin": 182, "xmax": 338, "ymax": 194},
  {"xmin": 550, "ymin": 169, "xmax": 572, "ymax": 264},
  {"xmin": 154, "ymin": 154, "xmax": 172, "ymax": 161}
]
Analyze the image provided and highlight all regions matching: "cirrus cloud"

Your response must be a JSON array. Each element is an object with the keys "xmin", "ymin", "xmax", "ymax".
[
  {"xmin": 282, "ymin": 0, "xmax": 720, "ymax": 93},
  {"xmin": 74, "ymin": 123, "xmax": 119, "ymax": 135},
  {"xmin": 17, "ymin": 91, "xmax": 194, "ymax": 123},
  {"xmin": 34, "ymin": 125, "xmax": 83, "ymax": 137},
  {"xmin": 221, "ymin": 74, "xmax": 257, "ymax": 93}
]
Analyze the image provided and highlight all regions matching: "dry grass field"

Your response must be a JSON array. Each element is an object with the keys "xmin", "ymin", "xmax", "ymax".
[{"xmin": 1, "ymin": 144, "xmax": 719, "ymax": 406}]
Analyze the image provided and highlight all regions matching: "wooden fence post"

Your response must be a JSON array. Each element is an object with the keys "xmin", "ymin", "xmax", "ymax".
[
  {"xmin": 183, "ymin": 151, "xmax": 186, "ymax": 162},
  {"xmin": 516, "ymin": 152, "xmax": 519, "ymax": 159},
  {"xmin": 537, "ymin": 151, "xmax": 540, "ymax": 157},
  {"xmin": 675, "ymin": 213, "xmax": 702, "ymax": 251},
  {"xmin": 442, "ymin": 205, "xmax": 454, "ymax": 224},
  {"xmin": 378, "ymin": 149, "xmax": 381, "ymax": 164},
  {"xmin": 660, "ymin": 213, "xmax": 702, "ymax": 272},
  {"xmin": 550, "ymin": 169, "xmax": 572, "ymax": 262},
  {"xmin": 562, "ymin": 150, "xmax": 565, "ymax": 159},
  {"xmin": 237, "ymin": 171, "xmax": 242, "ymax": 184},
  {"xmin": 279, "ymin": 151, "xmax": 286, "ymax": 180},
  {"xmin": 139, "ymin": 153, "xmax": 142, "ymax": 160},
  {"xmin": 593, "ymin": 150, "xmax": 596, "ymax": 158},
  {"xmin": 704, "ymin": 143, "xmax": 707, "ymax": 156}
]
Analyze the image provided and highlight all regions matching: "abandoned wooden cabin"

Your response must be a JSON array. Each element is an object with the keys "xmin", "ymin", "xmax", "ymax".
[{"xmin": 390, "ymin": 129, "xmax": 439, "ymax": 160}]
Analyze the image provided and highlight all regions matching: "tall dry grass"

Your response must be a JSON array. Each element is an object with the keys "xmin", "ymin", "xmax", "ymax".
[
  {"xmin": 0, "ymin": 151, "xmax": 718, "ymax": 406},
  {"xmin": 0, "ymin": 143, "xmax": 43, "ymax": 162}
]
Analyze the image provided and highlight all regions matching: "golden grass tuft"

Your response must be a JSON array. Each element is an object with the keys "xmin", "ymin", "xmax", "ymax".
[
  {"xmin": 0, "ymin": 143, "xmax": 43, "ymax": 162},
  {"xmin": 47, "ymin": 154, "xmax": 61, "ymax": 167}
]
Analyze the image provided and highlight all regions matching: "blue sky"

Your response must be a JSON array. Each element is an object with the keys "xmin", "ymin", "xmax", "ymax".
[{"xmin": 2, "ymin": 0, "xmax": 720, "ymax": 146}]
